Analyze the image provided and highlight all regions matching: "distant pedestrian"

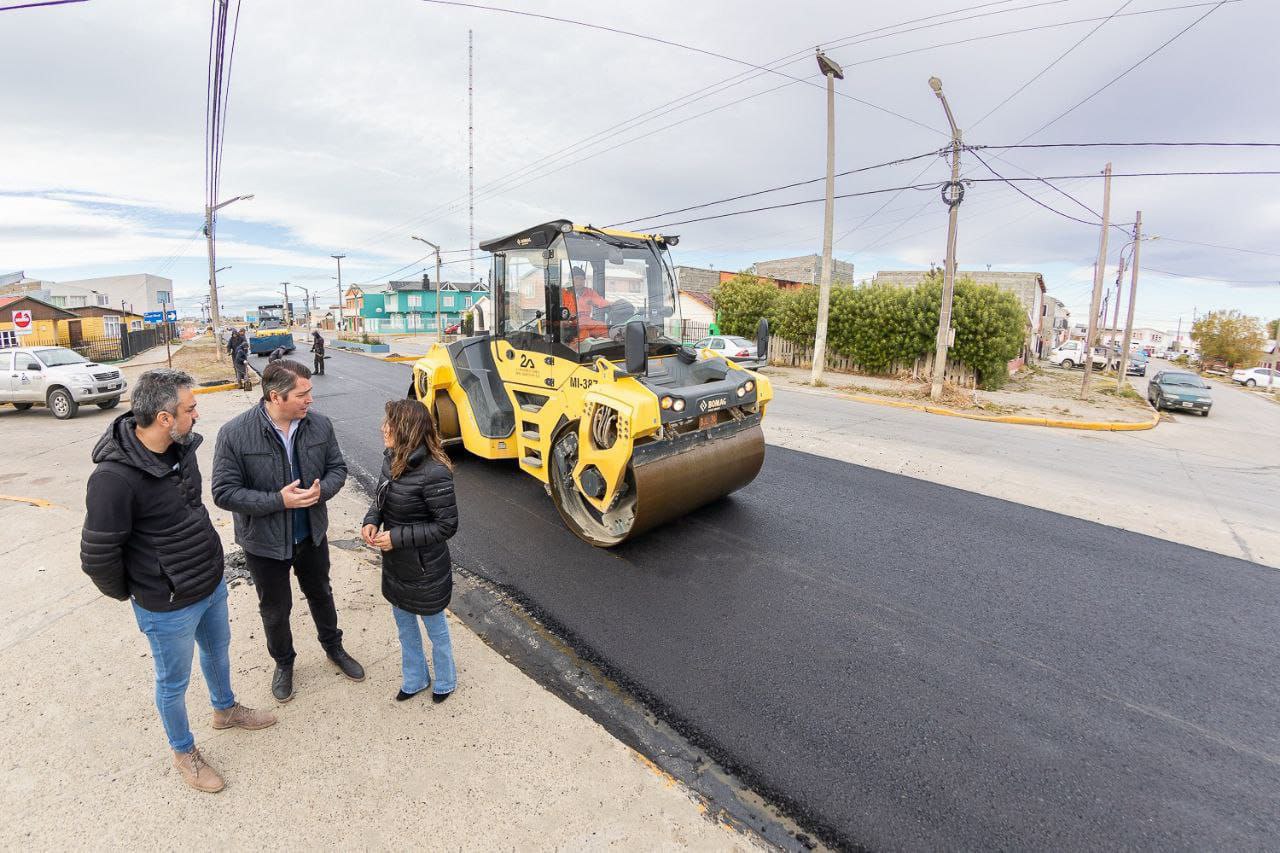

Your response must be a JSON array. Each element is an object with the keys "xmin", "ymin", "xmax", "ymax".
[
  {"xmin": 80, "ymin": 368, "xmax": 276, "ymax": 794},
  {"xmin": 211, "ymin": 359, "xmax": 363, "ymax": 702},
  {"xmin": 310, "ymin": 330, "xmax": 326, "ymax": 376},
  {"xmin": 232, "ymin": 338, "xmax": 251, "ymax": 390},
  {"xmin": 227, "ymin": 328, "xmax": 245, "ymax": 356},
  {"xmin": 362, "ymin": 399, "xmax": 459, "ymax": 703}
]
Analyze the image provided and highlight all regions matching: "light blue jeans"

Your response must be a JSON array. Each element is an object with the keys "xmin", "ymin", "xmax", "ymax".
[
  {"xmin": 131, "ymin": 581, "xmax": 235, "ymax": 753},
  {"xmin": 391, "ymin": 606, "xmax": 457, "ymax": 696}
]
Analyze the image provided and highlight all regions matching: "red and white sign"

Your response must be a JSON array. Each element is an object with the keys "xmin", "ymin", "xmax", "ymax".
[{"xmin": 11, "ymin": 310, "xmax": 33, "ymax": 335}]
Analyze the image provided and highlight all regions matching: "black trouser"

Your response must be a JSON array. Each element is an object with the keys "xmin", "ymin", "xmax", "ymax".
[
  {"xmin": 244, "ymin": 537, "xmax": 342, "ymax": 666},
  {"xmin": 234, "ymin": 359, "xmax": 247, "ymax": 382},
  {"xmin": 313, "ymin": 351, "xmax": 325, "ymax": 375}
]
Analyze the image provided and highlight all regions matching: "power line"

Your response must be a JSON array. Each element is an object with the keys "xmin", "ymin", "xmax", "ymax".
[
  {"xmin": 966, "ymin": 170, "xmax": 1280, "ymax": 179},
  {"xmin": 970, "ymin": 0, "xmax": 1135, "ymax": 130},
  {"xmin": 970, "ymin": 150, "xmax": 1101, "ymax": 226},
  {"xmin": 978, "ymin": 141, "xmax": 1280, "ymax": 150},
  {"xmin": 1144, "ymin": 267, "xmax": 1279, "ymax": 284},
  {"xmin": 1154, "ymin": 237, "xmax": 1280, "ymax": 259},
  {"xmin": 643, "ymin": 182, "xmax": 944, "ymax": 231},
  {"xmin": 418, "ymin": 0, "xmax": 942, "ymax": 135},
  {"xmin": 1017, "ymin": 0, "xmax": 1231, "ymax": 142},
  {"xmin": 0, "ymin": 0, "xmax": 86, "ymax": 9},
  {"xmin": 610, "ymin": 149, "xmax": 946, "ymax": 229}
]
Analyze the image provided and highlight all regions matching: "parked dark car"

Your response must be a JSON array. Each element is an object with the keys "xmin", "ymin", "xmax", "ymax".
[
  {"xmin": 1125, "ymin": 350, "xmax": 1149, "ymax": 376},
  {"xmin": 1148, "ymin": 370, "xmax": 1212, "ymax": 416}
]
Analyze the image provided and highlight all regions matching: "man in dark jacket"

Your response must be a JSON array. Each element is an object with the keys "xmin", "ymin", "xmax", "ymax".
[
  {"xmin": 309, "ymin": 330, "xmax": 325, "ymax": 376},
  {"xmin": 81, "ymin": 368, "xmax": 276, "ymax": 794},
  {"xmin": 232, "ymin": 337, "xmax": 251, "ymax": 390},
  {"xmin": 211, "ymin": 359, "xmax": 363, "ymax": 701}
]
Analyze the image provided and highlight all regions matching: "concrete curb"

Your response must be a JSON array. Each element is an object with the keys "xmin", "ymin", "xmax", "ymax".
[
  {"xmin": 836, "ymin": 391, "xmax": 1161, "ymax": 431},
  {"xmin": 192, "ymin": 382, "xmax": 240, "ymax": 395},
  {"xmin": 383, "ymin": 355, "xmax": 421, "ymax": 363}
]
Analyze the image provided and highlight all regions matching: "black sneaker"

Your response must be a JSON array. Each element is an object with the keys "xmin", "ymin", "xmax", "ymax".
[
  {"xmin": 327, "ymin": 647, "xmax": 366, "ymax": 682},
  {"xmin": 272, "ymin": 664, "xmax": 294, "ymax": 703}
]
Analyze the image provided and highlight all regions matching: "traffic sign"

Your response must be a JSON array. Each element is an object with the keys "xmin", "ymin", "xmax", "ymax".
[
  {"xmin": 11, "ymin": 309, "xmax": 33, "ymax": 335},
  {"xmin": 166, "ymin": 309, "xmax": 178, "ymax": 322},
  {"xmin": 143, "ymin": 311, "xmax": 164, "ymax": 324}
]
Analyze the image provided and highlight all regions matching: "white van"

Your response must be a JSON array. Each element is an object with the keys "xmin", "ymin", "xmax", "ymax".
[{"xmin": 1, "ymin": 346, "xmax": 127, "ymax": 419}]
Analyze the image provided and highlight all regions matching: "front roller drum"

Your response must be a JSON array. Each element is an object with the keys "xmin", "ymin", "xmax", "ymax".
[{"xmin": 549, "ymin": 421, "xmax": 765, "ymax": 547}]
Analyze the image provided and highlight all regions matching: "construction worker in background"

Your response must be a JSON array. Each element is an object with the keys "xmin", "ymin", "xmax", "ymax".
[
  {"xmin": 310, "ymin": 331, "xmax": 326, "ymax": 376},
  {"xmin": 560, "ymin": 266, "xmax": 610, "ymax": 347}
]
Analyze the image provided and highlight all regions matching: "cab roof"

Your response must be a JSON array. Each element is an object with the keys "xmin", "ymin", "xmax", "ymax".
[{"xmin": 478, "ymin": 219, "xmax": 678, "ymax": 254}]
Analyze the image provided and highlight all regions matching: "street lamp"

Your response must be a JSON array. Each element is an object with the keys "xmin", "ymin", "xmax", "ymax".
[
  {"xmin": 205, "ymin": 193, "xmax": 254, "ymax": 359},
  {"xmin": 928, "ymin": 76, "xmax": 964, "ymax": 401},
  {"xmin": 810, "ymin": 49, "xmax": 844, "ymax": 386},
  {"xmin": 410, "ymin": 235, "xmax": 444, "ymax": 342},
  {"xmin": 331, "ymin": 254, "xmax": 345, "ymax": 333}
]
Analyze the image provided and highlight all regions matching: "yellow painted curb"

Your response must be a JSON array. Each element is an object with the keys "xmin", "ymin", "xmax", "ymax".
[
  {"xmin": 0, "ymin": 495, "xmax": 53, "ymax": 508},
  {"xmin": 383, "ymin": 355, "xmax": 421, "ymax": 363},
  {"xmin": 843, "ymin": 393, "xmax": 1160, "ymax": 432},
  {"xmin": 193, "ymin": 382, "xmax": 240, "ymax": 395}
]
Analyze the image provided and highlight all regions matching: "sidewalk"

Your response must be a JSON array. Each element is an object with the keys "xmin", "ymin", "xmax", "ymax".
[
  {"xmin": 0, "ymin": 390, "xmax": 753, "ymax": 850},
  {"xmin": 763, "ymin": 363, "xmax": 1154, "ymax": 426}
]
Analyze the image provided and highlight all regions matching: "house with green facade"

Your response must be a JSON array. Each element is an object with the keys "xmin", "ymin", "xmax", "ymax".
[{"xmin": 359, "ymin": 277, "xmax": 488, "ymax": 335}]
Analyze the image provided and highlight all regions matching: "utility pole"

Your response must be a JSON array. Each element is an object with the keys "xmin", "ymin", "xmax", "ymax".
[
  {"xmin": 331, "ymin": 254, "xmax": 345, "ymax": 333},
  {"xmin": 411, "ymin": 235, "xmax": 444, "ymax": 342},
  {"xmin": 294, "ymin": 285, "xmax": 311, "ymax": 326},
  {"xmin": 810, "ymin": 49, "xmax": 844, "ymax": 385},
  {"xmin": 204, "ymin": 194, "xmax": 253, "ymax": 362},
  {"xmin": 282, "ymin": 282, "xmax": 291, "ymax": 326},
  {"xmin": 1080, "ymin": 163, "xmax": 1112, "ymax": 399},
  {"xmin": 1110, "ymin": 254, "xmax": 1126, "ymax": 345},
  {"xmin": 1116, "ymin": 212, "xmax": 1142, "ymax": 388},
  {"xmin": 928, "ymin": 76, "xmax": 963, "ymax": 401}
]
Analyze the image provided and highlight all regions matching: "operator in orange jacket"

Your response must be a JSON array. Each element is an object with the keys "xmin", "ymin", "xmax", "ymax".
[{"xmin": 560, "ymin": 266, "xmax": 610, "ymax": 347}]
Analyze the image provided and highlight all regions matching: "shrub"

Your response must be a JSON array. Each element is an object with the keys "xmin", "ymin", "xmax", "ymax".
[{"xmin": 712, "ymin": 272, "xmax": 780, "ymax": 337}]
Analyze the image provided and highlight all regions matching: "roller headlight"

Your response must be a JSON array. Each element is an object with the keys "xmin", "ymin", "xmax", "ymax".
[
  {"xmin": 673, "ymin": 399, "xmax": 685, "ymax": 412},
  {"xmin": 737, "ymin": 384, "xmax": 748, "ymax": 397},
  {"xmin": 661, "ymin": 396, "xmax": 673, "ymax": 410},
  {"xmin": 744, "ymin": 380, "xmax": 754, "ymax": 392}
]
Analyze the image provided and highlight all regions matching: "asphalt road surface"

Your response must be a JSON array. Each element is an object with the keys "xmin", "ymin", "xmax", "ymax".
[{"xmin": 315, "ymin": 348, "xmax": 1280, "ymax": 851}]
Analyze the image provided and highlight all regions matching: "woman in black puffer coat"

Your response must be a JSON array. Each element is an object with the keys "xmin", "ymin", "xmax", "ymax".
[{"xmin": 362, "ymin": 399, "xmax": 459, "ymax": 703}]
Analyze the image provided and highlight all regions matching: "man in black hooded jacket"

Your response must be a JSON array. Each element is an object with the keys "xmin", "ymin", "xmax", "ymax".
[{"xmin": 80, "ymin": 368, "xmax": 276, "ymax": 794}]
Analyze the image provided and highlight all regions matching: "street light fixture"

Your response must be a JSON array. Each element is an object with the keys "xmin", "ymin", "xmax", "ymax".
[{"xmin": 410, "ymin": 235, "xmax": 444, "ymax": 342}]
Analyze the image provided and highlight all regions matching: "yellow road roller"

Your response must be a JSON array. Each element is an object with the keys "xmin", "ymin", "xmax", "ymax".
[{"xmin": 409, "ymin": 219, "xmax": 772, "ymax": 546}]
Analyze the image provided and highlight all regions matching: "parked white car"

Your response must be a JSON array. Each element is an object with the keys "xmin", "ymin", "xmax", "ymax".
[
  {"xmin": 1049, "ymin": 341, "xmax": 1108, "ymax": 370},
  {"xmin": 694, "ymin": 335, "xmax": 764, "ymax": 368},
  {"xmin": 1232, "ymin": 367, "xmax": 1278, "ymax": 388},
  {"xmin": 1, "ymin": 346, "xmax": 127, "ymax": 419}
]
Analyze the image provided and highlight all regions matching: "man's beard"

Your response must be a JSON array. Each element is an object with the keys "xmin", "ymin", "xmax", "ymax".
[{"xmin": 169, "ymin": 425, "xmax": 196, "ymax": 446}]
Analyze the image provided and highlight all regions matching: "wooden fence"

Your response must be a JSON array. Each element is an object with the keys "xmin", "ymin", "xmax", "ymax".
[{"xmin": 767, "ymin": 336, "xmax": 977, "ymax": 387}]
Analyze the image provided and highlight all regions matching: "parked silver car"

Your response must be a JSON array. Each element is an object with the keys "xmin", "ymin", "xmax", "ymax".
[{"xmin": 694, "ymin": 335, "xmax": 764, "ymax": 368}]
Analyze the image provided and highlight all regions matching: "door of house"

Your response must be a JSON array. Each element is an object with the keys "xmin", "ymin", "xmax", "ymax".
[{"xmin": 67, "ymin": 320, "xmax": 84, "ymax": 347}]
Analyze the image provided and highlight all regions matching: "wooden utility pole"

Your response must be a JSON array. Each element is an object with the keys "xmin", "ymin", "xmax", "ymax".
[
  {"xmin": 1080, "ymin": 163, "xmax": 1112, "ymax": 399},
  {"xmin": 1110, "ymin": 253, "xmax": 1127, "ymax": 347},
  {"xmin": 1116, "ymin": 212, "xmax": 1142, "ymax": 387},
  {"xmin": 928, "ymin": 76, "xmax": 964, "ymax": 401}
]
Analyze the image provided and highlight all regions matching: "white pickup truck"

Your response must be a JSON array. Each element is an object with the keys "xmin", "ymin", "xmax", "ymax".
[
  {"xmin": 2, "ymin": 345, "xmax": 127, "ymax": 419},
  {"xmin": 1048, "ymin": 340, "xmax": 1111, "ymax": 370}
]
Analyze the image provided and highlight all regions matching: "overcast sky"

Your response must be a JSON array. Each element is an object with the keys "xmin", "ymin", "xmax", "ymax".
[{"xmin": 2, "ymin": 0, "xmax": 1277, "ymax": 334}]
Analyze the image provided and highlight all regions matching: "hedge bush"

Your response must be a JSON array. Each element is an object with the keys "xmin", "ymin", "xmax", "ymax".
[{"xmin": 717, "ymin": 270, "xmax": 1025, "ymax": 389}]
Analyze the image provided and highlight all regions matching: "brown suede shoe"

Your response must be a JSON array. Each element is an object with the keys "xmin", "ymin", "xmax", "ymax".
[
  {"xmin": 211, "ymin": 703, "xmax": 278, "ymax": 731},
  {"xmin": 173, "ymin": 747, "xmax": 225, "ymax": 793}
]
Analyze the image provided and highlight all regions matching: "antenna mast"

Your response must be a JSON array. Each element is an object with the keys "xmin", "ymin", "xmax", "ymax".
[{"xmin": 468, "ymin": 29, "xmax": 475, "ymax": 287}]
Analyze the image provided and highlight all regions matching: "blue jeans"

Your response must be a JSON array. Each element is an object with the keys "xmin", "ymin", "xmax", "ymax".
[
  {"xmin": 131, "ymin": 582, "xmax": 235, "ymax": 753},
  {"xmin": 391, "ymin": 606, "xmax": 456, "ymax": 695}
]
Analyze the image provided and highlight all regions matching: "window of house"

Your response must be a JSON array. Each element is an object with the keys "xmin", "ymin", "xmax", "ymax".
[
  {"xmin": 407, "ymin": 313, "xmax": 423, "ymax": 330},
  {"xmin": 130, "ymin": 320, "xmax": 143, "ymax": 331},
  {"xmin": 156, "ymin": 291, "xmax": 170, "ymax": 305},
  {"xmin": 49, "ymin": 295, "xmax": 66, "ymax": 307},
  {"xmin": 407, "ymin": 294, "xmax": 423, "ymax": 309},
  {"xmin": 103, "ymin": 316, "xmax": 121, "ymax": 338},
  {"xmin": 70, "ymin": 295, "xmax": 88, "ymax": 308},
  {"xmin": 0, "ymin": 330, "xmax": 16, "ymax": 349},
  {"xmin": 443, "ymin": 294, "xmax": 455, "ymax": 309},
  {"xmin": 96, "ymin": 294, "xmax": 109, "ymax": 306}
]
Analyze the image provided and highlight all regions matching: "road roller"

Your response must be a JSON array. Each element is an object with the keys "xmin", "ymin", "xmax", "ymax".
[{"xmin": 408, "ymin": 219, "xmax": 772, "ymax": 547}]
